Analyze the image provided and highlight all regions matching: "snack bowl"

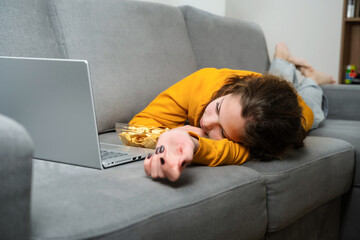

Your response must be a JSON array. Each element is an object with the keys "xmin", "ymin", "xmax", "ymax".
[{"xmin": 115, "ymin": 123, "xmax": 169, "ymax": 149}]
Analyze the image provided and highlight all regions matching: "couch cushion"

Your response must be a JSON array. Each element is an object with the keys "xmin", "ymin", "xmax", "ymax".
[
  {"xmin": 243, "ymin": 136, "xmax": 354, "ymax": 232},
  {"xmin": 266, "ymin": 197, "xmax": 342, "ymax": 240},
  {"xmin": 310, "ymin": 119, "xmax": 360, "ymax": 185},
  {"xmin": 322, "ymin": 85, "xmax": 360, "ymax": 121},
  {"xmin": 31, "ymin": 154, "xmax": 267, "ymax": 240},
  {"xmin": 309, "ymin": 119, "xmax": 360, "ymax": 239},
  {"xmin": 180, "ymin": 6, "xmax": 270, "ymax": 73},
  {"xmin": 339, "ymin": 185, "xmax": 360, "ymax": 240},
  {"xmin": 48, "ymin": 0, "xmax": 198, "ymax": 133},
  {"xmin": 0, "ymin": 0, "xmax": 61, "ymax": 58}
]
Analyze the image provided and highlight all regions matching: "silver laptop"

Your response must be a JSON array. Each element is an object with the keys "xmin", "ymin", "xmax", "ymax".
[{"xmin": 0, "ymin": 56, "xmax": 153, "ymax": 169}]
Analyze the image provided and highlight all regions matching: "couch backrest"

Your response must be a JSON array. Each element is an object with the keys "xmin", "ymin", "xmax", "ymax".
[
  {"xmin": 0, "ymin": 0, "xmax": 61, "ymax": 58},
  {"xmin": 322, "ymin": 85, "xmax": 360, "ymax": 121},
  {"xmin": 1, "ymin": 0, "xmax": 270, "ymax": 134},
  {"xmin": 180, "ymin": 6, "xmax": 270, "ymax": 73},
  {"xmin": 48, "ymin": 0, "xmax": 198, "ymax": 133}
]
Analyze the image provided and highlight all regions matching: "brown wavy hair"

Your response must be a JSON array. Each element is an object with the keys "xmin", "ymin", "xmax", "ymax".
[{"xmin": 197, "ymin": 74, "xmax": 307, "ymax": 161}]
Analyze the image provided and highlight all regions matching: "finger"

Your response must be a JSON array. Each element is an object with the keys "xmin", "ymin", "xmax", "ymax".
[
  {"xmin": 166, "ymin": 165, "xmax": 181, "ymax": 182},
  {"xmin": 161, "ymin": 156, "xmax": 181, "ymax": 182},
  {"xmin": 156, "ymin": 146, "xmax": 166, "ymax": 178},
  {"xmin": 143, "ymin": 153, "xmax": 152, "ymax": 176},
  {"xmin": 160, "ymin": 146, "xmax": 187, "ymax": 181},
  {"xmin": 152, "ymin": 158, "xmax": 166, "ymax": 179},
  {"xmin": 158, "ymin": 163, "xmax": 165, "ymax": 178},
  {"xmin": 175, "ymin": 145, "xmax": 194, "ymax": 172},
  {"xmin": 157, "ymin": 156, "xmax": 166, "ymax": 179},
  {"xmin": 155, "ymin": 145, "xmax": 165, "ymax": 155},
  {"xmin": 182, "ymin": 142, "xmax": 195, "ymax": 165},
  {"xmin": 151, "ymin": 154, "xmax": 160, "ymax": 178}
]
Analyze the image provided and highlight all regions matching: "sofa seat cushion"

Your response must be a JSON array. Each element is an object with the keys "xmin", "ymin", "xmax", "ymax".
[
  {"xmin": 48, "ymin": 0, "xmax": 198, "ymax": 133},
  {"xmin": 243, "ymin": 136, "xmax": 354, "ymax": 232},
  {"xmin": 31, "ymin": 140, "xmax": 267, "ymax": 240},
  {"xmin": 310, "ymin": 119, "xmax": 360, "ymax": 184},
  {"xmin": 180, "ymin": 6, "xmax": 270, "ymax": 73},
  {"xmin": 309, "ymin": 119, "xmax": 360, "ymax": 239}
]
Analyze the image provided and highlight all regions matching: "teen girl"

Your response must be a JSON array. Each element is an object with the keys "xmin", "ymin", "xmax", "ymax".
[{"xmin": 130, "ymin": 43, "xmax": 335, "ymax": 181}]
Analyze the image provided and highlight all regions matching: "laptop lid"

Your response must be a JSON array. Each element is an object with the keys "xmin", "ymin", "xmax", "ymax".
[{"xmin": 0, "ymin": 57, "xmax": 103, "ymax": 168}]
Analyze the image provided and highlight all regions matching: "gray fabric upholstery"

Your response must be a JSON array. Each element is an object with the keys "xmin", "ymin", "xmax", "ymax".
[
  {"xmin": 310, "ymin": 119, "xmax": 360, "ymax": 184},
  {"xmin": 266, "ymin": 197, "xmax": 341, "ymax": 240},
  {"xmin": 1, "ymin": 1, "xmax": 358, "ymax": 239},
  {"xmin": 0, "ymin": 0, "xmax": 61, "ymax": 58},
  {"xmin": 322, "ymin": 84, "xmax": 360, "ymax": 121},
  {"xmin": 99, "ymin": 131, "xmax": 122, "ymax": 145},
  {"xmin": 180, "ymin": 6, "xmax": 270, "ymax": 73},
  {"xmin": 31, "ymin": 158, "xmax": 267, "ymax": 240},
  {"xmin": 0, "ymin": 114, "xmax": 33, "ymax": 240},
  {"xmin": 48, "ymin": 0, "xmax": 198, "ymax": 133},
  {"xmin": 340, "ymin": 186, "xmax": 360, "ymax": 240},
  {"xmin": 319, "ymin": 84, "xmax": 360, "ymax": 240},
  {"xmin": 309, "ymin": 119, "xmax": 360, "ymax": 240},
  {"xmin": 243, "ymin": 136, "xmax": 354, "ymax": 232}
]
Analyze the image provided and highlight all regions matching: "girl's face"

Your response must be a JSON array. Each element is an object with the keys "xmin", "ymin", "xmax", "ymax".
[{"xmin": 200, "ymin": 94, "xmax": 245, "ymax": 143}]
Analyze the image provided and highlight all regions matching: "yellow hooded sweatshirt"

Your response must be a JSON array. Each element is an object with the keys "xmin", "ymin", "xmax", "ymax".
[{"xmin": 130, "ymin": 68, "xmax": 314, "ymax": 166}]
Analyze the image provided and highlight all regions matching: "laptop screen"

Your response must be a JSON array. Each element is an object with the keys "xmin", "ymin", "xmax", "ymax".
[{"xmin": 0, "ymin": 57, "xmax": 103, "ymax": 169}]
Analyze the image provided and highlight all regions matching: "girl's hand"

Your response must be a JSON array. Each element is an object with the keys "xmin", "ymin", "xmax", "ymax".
[
  {"xmin": 175, "ymin": 125, "xmax": 207, "ymax": 138},
  {"xmin": 143, "ymin": 129, "xmax": 199, "ymax": 182}
]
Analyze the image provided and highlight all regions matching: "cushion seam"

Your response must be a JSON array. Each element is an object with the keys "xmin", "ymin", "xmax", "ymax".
[
  {"xmin": 48, "ymin": 0, "xmax": 68, "ymax": 58},
  {"xmin": 178, "ymin": 6, "xmax": 200, "ymax": 70}
]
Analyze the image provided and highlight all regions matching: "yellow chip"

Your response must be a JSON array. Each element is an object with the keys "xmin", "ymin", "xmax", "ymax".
[{"xmin": 118, "ymin": 125, "xmax": 169, "ymax": 148}]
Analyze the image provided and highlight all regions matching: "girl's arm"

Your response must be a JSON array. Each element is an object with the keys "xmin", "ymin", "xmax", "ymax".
[
  {"xmin": 189, "ymin": 132, "xmax": 250, "ymax": 166},
  {"xmin": 144, "ymin": 129, "xmax": 249, "ymax": 182},
  {"xmin": 129, "ymin": 70, "xmax": 204, "ymax": 129}
]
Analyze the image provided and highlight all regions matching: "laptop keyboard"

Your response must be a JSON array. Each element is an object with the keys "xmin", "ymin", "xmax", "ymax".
[{"xmin": 100, "ymin": 150, "xmax": 127, "ymax": 160}]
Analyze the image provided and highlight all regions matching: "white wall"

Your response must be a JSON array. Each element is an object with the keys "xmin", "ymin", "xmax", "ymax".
[
  {"xmin": 139, "ymin": 0, "xmax": 226, "ymax": 16},
  {"xmin": 226, "ymin": 0, "xmax": 343, "ymax": 82},
  {"xmin": 137, "ymin": 0, "xmax": 343, "ymax": 81}
]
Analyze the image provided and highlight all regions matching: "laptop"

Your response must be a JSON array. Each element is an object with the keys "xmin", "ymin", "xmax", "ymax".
[{"xmin": 0, "ymin": 56, "xmax": 153, "ymax": 169}]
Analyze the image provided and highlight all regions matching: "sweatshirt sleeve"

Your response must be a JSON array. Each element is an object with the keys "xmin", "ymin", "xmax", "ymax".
[
  {"xmin": 298, "ymin": 96, "xmax": 314, "ymax": 132},
  {"xmin": 129, "ymin": 70, "xmax": 200, "ymax": 128},
  {"xmin": 188, "ymin": 132, "xmax": 250, "ymax": 166}
]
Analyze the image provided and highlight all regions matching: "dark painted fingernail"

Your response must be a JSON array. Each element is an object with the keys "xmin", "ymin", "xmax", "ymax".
[
  {"xmin": 181, "ymin": 161, "xmax": 186, "ymax": 167},
  {"xmin": 155, "ymin": 147, "xmax": 159, "ymax": 154},
  {"xmin": 147, "ymin": 153, "xmax": 152, "ymax": 159},
  {"xmin": 159, "ymin": 145, "xmax": 165, "ymax": 153},
  {"xmin": 160, "ymin": 158, "xmax": 165, "ymax": 165}
]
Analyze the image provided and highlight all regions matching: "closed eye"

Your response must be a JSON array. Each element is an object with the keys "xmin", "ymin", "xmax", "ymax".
[
  {"xmin": 216, "ymin": 102, "xmax": 220, "ymax": 114},
  {"xmin": 215, "ymin": 101, "xmax": 225, "ymax": 138}
]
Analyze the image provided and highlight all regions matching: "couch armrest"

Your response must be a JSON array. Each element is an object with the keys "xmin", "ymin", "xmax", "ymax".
[
  {"xmin": 0, "ymin": 114, "xmax": 33, "ymax": 240},
  {"xmin": 322, "ymin": 85, "xmax": 360, "ymax": 121}
]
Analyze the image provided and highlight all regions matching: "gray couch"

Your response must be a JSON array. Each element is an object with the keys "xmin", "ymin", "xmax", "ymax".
[{"xmin": 1, "ymin": 0, "xmax": 359, "ymax": 239}]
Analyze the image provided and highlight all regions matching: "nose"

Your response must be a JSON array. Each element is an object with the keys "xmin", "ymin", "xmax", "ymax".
[{"xmin": 204, "ymin": 114, "xmax": 219, "ymax": 132}]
